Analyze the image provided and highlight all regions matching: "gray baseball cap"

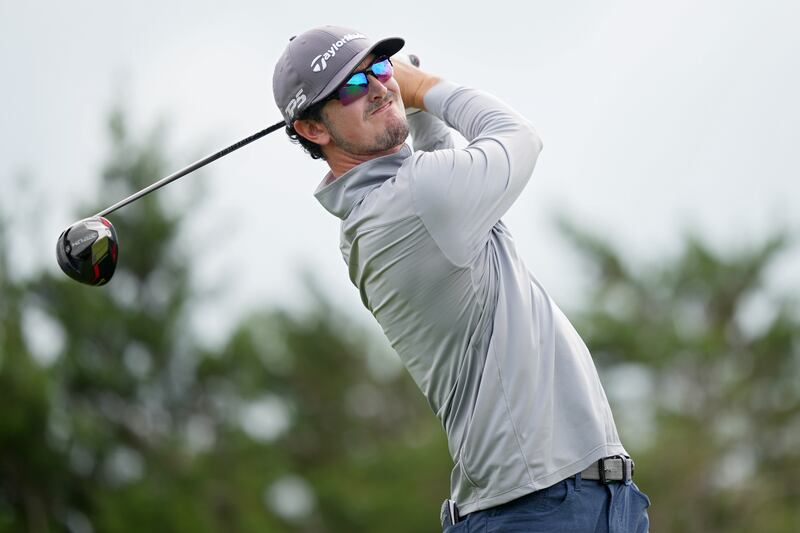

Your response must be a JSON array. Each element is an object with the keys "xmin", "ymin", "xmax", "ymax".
[{"xmin": 273, "ymin": 25, "xmax": 404, "ymax": 124}]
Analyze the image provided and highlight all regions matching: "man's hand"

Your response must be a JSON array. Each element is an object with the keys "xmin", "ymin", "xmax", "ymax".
[{"xmin": 392, "ymin": 57, "xmax": 441, "ymax": 112}]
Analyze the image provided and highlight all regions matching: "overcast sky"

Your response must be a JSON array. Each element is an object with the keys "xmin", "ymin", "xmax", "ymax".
[{"xmin": 2, "ymin": 0, "xmax": 799, "ymax": 345}]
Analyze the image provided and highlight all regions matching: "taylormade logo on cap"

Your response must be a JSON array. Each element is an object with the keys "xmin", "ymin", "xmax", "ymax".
[{"xmin": 310, "ymin": 32, "xmax": 367, "ymax": 72}]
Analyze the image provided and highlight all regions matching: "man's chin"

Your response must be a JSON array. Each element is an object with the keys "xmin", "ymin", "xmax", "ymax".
[{"xmin": 380, "ymin": 114, "xmax": 410, "ymax": 150}]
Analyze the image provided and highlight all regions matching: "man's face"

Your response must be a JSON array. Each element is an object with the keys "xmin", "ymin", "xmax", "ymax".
[{"xmin": 319, "ymin": 54, "xmax": 410, "ymax": 156}]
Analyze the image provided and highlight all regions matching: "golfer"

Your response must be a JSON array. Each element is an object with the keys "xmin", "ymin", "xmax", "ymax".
[{"xmin": 273, "ymin": 26, "xmax": 651, "ymax": 532}]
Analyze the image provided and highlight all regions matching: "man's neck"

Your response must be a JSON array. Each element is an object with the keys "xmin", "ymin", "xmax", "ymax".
[{"xmin": 325, "ymin": 144, "xmax": 405, "ymax": 180}]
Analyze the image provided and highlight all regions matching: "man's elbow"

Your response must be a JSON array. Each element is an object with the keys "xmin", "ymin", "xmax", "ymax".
[
  {"xmin": 515, "ymin": 124, "xmax": 543, "ymax": 179},
  {"xmin": 524, "ymin": 123, "xmax": 544, "ymax": 155}
]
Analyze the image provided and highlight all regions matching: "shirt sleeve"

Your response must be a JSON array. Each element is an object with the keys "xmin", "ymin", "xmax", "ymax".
[
  {"xmin": 407, "ymin": 110, "xmax": 454, "ymax": 152},
  {"xmin": 406, "ymin": 81, "xmax": 543, "ymax": 267}
]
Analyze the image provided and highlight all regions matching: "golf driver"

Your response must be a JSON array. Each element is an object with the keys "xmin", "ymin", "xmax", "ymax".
[{"xmin": 56, "ymin": 120, "xmax": 285, "ymax": 286}]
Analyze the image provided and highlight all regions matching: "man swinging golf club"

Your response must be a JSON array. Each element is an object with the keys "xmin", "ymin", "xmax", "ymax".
[{"xmin": 274, "ymin": 26, "xmax": 651, "ymax": 532}]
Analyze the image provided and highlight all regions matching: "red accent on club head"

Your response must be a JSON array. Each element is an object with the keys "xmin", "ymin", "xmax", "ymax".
[
  {"xmin": 93, "ymin": 264, "xmax": 100, "ymax": 281},
  {"xmin": 111, "ymin": 244, "xmax": 117, "ymax": 261},
  {"xmin": 100, "ymin": 217, "xmax": 112, "ymax": 228}
]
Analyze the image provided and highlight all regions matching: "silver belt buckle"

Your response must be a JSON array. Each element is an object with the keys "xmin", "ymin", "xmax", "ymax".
[{"xmin": 599, "ymin": 455, "xmax": 635, "ymax": 484}]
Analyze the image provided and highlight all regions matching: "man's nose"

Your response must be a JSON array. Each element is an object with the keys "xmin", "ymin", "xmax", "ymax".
[{"xmin": 367, "ymin": 75, "xmax": 389, "ymax": 100}]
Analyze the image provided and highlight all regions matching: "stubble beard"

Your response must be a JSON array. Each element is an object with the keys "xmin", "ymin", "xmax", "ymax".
[{"xmin": 324, "ymin": 95, "xmax": 410, "ymax": 156}]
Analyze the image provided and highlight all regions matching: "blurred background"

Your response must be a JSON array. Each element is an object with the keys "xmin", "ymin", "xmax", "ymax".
[{"xmin": 1, "ymin": 1, "xmax": 799, "ymax": 531}]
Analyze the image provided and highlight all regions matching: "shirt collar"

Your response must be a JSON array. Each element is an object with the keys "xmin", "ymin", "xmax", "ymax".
[{"xmin": 313, "ymin": 144, "xmax": 413, "ymax": 219}]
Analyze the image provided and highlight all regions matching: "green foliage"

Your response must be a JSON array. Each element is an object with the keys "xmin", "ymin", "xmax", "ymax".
[
  {"xmin": 559, "ymin": 219, "xmax": 800, "ymax": 533},
  {"xmin": 0, "ymin": 109, "xmax": 451, "ymax": 532}
]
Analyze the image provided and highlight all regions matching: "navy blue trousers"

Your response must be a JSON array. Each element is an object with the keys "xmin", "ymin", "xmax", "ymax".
[{"xmin": 442, "ymin": 475, "xmax": 651, "ymax": 533}]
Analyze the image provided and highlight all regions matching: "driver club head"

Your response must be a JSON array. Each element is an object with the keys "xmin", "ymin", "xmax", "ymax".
[{"xmin": 56, "ymin": 216, "xmax": 119, "ymax": 286}]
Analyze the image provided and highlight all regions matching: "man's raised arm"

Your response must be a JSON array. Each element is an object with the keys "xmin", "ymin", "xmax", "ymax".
[{"xmin": 394, "ymin": 60, "xmax": 543, "ymax": 266}]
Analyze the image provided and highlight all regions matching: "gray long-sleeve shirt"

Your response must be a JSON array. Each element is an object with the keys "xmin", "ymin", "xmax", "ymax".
[{"xmin": 314, "ymin": 81, "xmax": 626, "ymax": 515}]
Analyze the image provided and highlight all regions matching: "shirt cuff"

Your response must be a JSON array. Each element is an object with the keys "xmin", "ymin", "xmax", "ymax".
[{"xmin": 422, "ymin": 80, "xmax": 462, "ymax": 119}]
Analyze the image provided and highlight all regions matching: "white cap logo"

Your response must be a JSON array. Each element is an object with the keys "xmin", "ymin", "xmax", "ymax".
[
  {"xmin": 311, "ymin": 55, "xmax": 327, "ymax": 72},
  {"xmin": 285, "ymin": 88, "xmax": 307, "ymax": 119},
  {"xmin": 310, "ymin": 32, "xmax": 366, "ymax": 72}
]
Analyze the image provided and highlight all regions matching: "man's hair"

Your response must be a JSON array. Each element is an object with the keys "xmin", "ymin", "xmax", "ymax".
[{"xmin": 285, "ymin": 99, "xmax": 328, "ymax": 161}]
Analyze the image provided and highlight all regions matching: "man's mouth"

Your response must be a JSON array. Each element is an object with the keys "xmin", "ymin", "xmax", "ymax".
[{"xmin": 369, "ymin": 99, "xmax": 393, "ymax": 116}]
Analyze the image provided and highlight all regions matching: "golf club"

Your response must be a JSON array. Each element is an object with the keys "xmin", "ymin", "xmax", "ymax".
[
  {"xmin": 56, "ymin": 120, "xmax": 285, "ymax": 286},
  {"xmin": 56, "ymin": 53, "xmax": 422, "ymax": 287}
]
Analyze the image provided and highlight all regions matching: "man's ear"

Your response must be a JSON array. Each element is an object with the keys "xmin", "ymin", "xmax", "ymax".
[{"xmin": 293, "ymin": 118, "xmax": 331, "ymax": 147}]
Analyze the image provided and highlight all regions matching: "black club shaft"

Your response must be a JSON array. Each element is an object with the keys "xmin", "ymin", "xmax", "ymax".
[{"xmin": 95, "ymin": 120, "xmax": 285, "ymax": 217}]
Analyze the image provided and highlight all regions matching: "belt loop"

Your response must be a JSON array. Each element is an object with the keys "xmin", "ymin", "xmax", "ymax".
[
  {"xmin": 598, "ymin": 457, "xmax": 609, "ymax": 484},
  {"xmin": 575, "ymin": 471, "xmax": 582, "ymax": 492},
  {"xmin": 623, "ymin": 457, "xmax": 633, "ymax": 485}
]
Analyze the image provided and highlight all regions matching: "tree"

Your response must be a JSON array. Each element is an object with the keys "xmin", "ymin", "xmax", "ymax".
[
  {"xmin": 561, "ymin": 219, "xmax": 800, "ymax": 533},
  {"xmin": 0, "ymin": 108, "xmax": 451, "ymax": 533}
]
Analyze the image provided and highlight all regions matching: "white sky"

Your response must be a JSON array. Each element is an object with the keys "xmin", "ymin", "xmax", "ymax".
[{"xmin": 2, "ymin": 1, "xmax": 799, "ymax": 345}]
